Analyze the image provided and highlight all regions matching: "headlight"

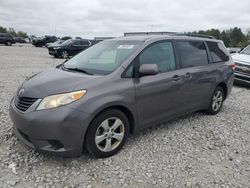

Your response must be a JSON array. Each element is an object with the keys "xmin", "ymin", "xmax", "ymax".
[
  {"xmin": 36, "ymin": 90, "xmax": 86, "ymax": 110},
  {"xmin": 54, "ymin": 47, "xmax": 60, "ymax": 50}
]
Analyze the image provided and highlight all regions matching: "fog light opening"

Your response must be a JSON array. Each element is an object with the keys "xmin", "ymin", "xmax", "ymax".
[{"xmin": 47, "ymin": 140, "xmax": 64, "ymax": 150}]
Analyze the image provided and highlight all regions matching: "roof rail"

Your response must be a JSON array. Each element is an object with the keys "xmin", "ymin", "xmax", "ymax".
[
  {"xmin": 173, "ymin": 33, "xmax": 215, "ymax": 39},
  {"xmin": 123, "ymin": 32, "xmax": 215, "ymax": 39}
]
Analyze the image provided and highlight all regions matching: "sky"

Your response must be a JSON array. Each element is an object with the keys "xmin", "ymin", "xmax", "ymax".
[{"xmin": 0, "ymin": 0, "xmax": 250, "ymax": 38}]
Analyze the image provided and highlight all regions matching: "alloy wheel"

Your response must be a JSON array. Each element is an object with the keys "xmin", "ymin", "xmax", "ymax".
[
  {"xmin": 212, "ymin": 90, "xmax": 223, "ymax": 112},
  {"xmin": 95, "ymin": 117, "xmax": 125, "ymax": 152},
  {"xmin": 61, "ymin": 51, "xmax": 69, "ymax": 59}
]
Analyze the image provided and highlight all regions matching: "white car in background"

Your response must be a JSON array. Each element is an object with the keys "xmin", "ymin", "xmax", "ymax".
[
  {"xmin": 227, "ymin": 47, "xmax": 242, "ymax": 54},
  {"xmin": 231, "ymin": 45, "xmax": 250, "ymax": 86}
]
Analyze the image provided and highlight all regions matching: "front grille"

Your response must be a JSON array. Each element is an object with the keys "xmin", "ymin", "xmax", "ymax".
[
  {"xmin": 235, "ymin": 74, "xmax": 250, "ymax": 82},
  {"xmin": 15, "ymin": 97, "xmax": 38, "ymax": 112},
  {"xmin": 235, "ymin": 63, "xmax": 250, "ymax": 75}
]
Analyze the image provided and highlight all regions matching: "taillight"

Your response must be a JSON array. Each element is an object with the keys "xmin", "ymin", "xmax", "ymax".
[{"xmin": 230, "ymin": 63, "xmax": 236, "ymax": 70}]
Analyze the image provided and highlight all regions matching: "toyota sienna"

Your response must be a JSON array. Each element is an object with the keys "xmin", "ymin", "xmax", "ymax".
[{"xmin": 10, "ymin": 35, "xmax": 235, "ymax": 158}]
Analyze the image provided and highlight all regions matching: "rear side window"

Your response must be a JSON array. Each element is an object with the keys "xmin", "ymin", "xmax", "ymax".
[
  {"xmin": 80, "ymin": 40, "xmax": 90, "ymax": 46},
  {"xmin": 176, "ymin": 41, "xmax": 208, "ymax": 68},
  {"xmin": 139, "ymin": 41, "xmax": 176, "ymax": 73},
  {"xmin": 207, "ymin": 42, "xmax": 229, "ymax": 63}
]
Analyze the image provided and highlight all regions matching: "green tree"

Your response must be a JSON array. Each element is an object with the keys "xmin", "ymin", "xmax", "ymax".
[
  {"xmin": 0, "ymin": 26, "xmax": 7, "ymax": 33},
  {"xmin": 221, "ymin": 31, "xmax": 230, "ymax": 47},
  {"xmin": 229, "ymin": 27, "xmax": 245, "ymax": 47},
  {"xmin": 206, "ymin": 29, "xmax": 221, "ymax": 39},
  {"xmin": 7, "ymin": 27, "xmax": 17, "ymax": 37},
  {"xmin": 17, "ymin": 31, "xmax": 28, "ymax": 38}
]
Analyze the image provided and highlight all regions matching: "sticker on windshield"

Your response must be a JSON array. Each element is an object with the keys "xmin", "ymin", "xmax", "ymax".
[{"xmin": 118, "ymin": 45, "xmax": 135, "ymax": 49}]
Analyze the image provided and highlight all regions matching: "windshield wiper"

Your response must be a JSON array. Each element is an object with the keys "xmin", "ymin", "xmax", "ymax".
[{"xmin": 64, "ymin": 66, "xmax": 93, "ymax": 75}]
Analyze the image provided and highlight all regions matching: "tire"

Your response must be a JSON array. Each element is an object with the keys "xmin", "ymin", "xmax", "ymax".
[
  {"xmin": 206, "ymin": 86, "xmax": 225, "ymax": 115},
  {"xmin": 61, "ymin": 51, "xmax": 69, "ymax": 59},
  {"xmin": 85, "ymin": 109, "xmax": 130, "ymax": 158},
  {"xmin": 6, "ymin": 41, "xmax": 12, "ymax": 46}
]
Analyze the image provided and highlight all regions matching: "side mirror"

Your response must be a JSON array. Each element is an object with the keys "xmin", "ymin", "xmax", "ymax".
[{"xmin": 139, "ymin": 64, "xmax": 158, "ymax": 77}]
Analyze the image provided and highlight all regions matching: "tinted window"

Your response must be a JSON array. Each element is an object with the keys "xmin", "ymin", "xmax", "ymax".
[
  {"xmin": 176, "ymin": 41, "xmax": 208, "ymax": 68},
  {"xmin": 73, "ymin": 40, "xmax": 81, "ymax": 45},
  {"xmin": 80, "ymin": 40, "xmax": 90, "ymax": 46},
  {"xmin": 139, "ymin": 42, "xmax": 176, "ymax": 73},
  {"xmin": 207, "ymin": 42, "xmax": 229, "ymax": 62}
]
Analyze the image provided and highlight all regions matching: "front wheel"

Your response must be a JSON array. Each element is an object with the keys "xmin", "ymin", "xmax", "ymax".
[
  {"xmin": 6, "ymin": 41, "xmax": 12, "ymax": 46},
  {"xmin": 85, "ymin": 109, "xmax": 129, "ymax": 158},
  {"xmin": 61, "ymin": 51, "xmax": 69, "ymax": 59},
  {"xmin": 207, "ymin": 86, "xmax": 224, "ymax": 115}
]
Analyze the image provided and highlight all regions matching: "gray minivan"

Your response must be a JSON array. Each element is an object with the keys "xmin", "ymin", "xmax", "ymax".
[{"xmin": 10, "ymin": 35, "xmax": 235, "ymax": 158}]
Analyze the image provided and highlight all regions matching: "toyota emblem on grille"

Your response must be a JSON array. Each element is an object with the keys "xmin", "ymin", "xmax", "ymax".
[{"xmin": 18, "ymin": 88, "xmax": 24, "ymax": 96}]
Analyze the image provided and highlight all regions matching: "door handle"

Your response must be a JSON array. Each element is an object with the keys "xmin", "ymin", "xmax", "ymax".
[
  {"xmin": 172, "ymin": 75, "xmax": 181, "ymax": 81},
  {"xmin": 184, "ymin": 72, "xmax": 192, "ymax": 79}
]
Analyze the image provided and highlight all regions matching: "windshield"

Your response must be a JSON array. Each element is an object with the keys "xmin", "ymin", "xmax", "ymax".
[
  {"xmin": 55, "ymin": 40, "xmax": 63, "ymax": 44},
  {"xmin": 61, "ymin": 39, "xmax": 73, "ymax": 46},
  {"xmin": 240, "ymin": 45, "xmax": 250, "ymax": 55},
  {"xmin": 63, "ymin": 40, "xmax": 142, "ymax": 75}
]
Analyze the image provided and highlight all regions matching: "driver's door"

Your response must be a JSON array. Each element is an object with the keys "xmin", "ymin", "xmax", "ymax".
[{"xmin": 135, "ymin": 41, "xmax": 184, "ymax": 129}]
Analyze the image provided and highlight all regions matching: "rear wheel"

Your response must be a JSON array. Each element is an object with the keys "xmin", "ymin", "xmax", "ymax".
[
  {"xmin": 207, "ymin": 86, "xmax": 224, "ymax": 115},
  {"xmin": 85, "ymin": 109, "xmax": 129, "ymax": 158}
]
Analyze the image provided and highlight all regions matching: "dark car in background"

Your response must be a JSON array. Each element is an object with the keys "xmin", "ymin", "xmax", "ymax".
[
  {"xmin": 48, "ymin": 39, "xmax": 92, "ymax": 58},
  {"xmin": 14, "ymin": 37, "xmax": 26, "ymax": 43},
  {"xmin": 0, "ymin": 33, "xmax": 15, "ymax": 46},
  {"xmin": 32, "ymin": 35, "xmax": 57, "ymax": 47},
  {"xmin": 10, "ymin": 35, "xmax": 234, "ymax": 158},
  {"xmin": 45, "ymin": 40, "xmax": 64, "ymax": 48},
  {"xmin": 232, "ymin": 45, "xmax": 250, "ymax": 86}
]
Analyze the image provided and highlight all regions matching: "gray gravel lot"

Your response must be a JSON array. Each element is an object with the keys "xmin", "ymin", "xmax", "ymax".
[{"xmin": 0, "ymin": 44, "xmax": 250, "ymax": 188}]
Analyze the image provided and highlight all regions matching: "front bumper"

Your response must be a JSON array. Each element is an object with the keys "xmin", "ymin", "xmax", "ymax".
[
  {"xmin": 9, "ymin": 98, "xmax": 91, "ymax": 157},
  {"xmin": 48, "ymin": 49, "xmax": 57, "ymax": 56}
]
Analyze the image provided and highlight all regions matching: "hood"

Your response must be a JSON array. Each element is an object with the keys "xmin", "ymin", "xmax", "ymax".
[
  {"xmin": 19, "ymin": 68, "xmax": 101, "ymax": 99},
  {"xmin": 231, "ymin": 53, "xmax": 250, "ymax": 64}
]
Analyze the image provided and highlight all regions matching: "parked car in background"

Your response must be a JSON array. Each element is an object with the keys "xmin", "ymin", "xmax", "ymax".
[
  {"xmin": 231, "ymin": 45, "xmax": 250, "ymax": 86},
  {"xmin": 45, "ymin": 40, "xmax": 64, "ymax": 48},
  {"xmin": 14, "ymin": 37, "xmax": 26, "ymax": 43},
  {"xmin": 0, "ymin": 33, "xmax": 15, "ymax": 46},
  {"xmin": 48, "ymin": 39, "xmax": 92, "ymax": 59},
  {"xmin": 10, "ymin": 35, "xmax": 234, "ymax": 158},
  {"xmin": 32, "ymin": 35, "xmax": 57, "ymax": 47},
  {"xmin": 227, "ymin": 47, "xmax": 242, "ymax": 54}
]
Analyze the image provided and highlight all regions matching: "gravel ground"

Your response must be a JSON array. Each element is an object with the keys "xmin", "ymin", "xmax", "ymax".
[{"xmin": 0, "ymin": 43, "xmax": 250, "ymax": 188}]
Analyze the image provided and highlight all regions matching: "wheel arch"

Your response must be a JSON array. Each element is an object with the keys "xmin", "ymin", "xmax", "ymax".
[
  {"xmin": 89, "ymin": 104, "xmax": 136, "ymax": 134},
  {"xmin": 217, "ymin": 82, "xmax": 228, "ymax": 99}
]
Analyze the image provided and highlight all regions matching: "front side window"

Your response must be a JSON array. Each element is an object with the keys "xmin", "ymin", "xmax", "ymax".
[
  {"xmin": 64, "ymin": 40, "xmax": 142, "ymax": 75},
  {"xmin": 80, "ymin": 40, "xmax": 90, "ymax": 46},
  {"xmin": 207, "ymin": 41, "xmax": 229, "ymax": 62},
  {"xmin": 176, "ymin": 41, "xmax": 208, "ymax": 68},
  {"xmin": 139, "ymin": 41, "xmax": 176, "ymax": 73}
]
